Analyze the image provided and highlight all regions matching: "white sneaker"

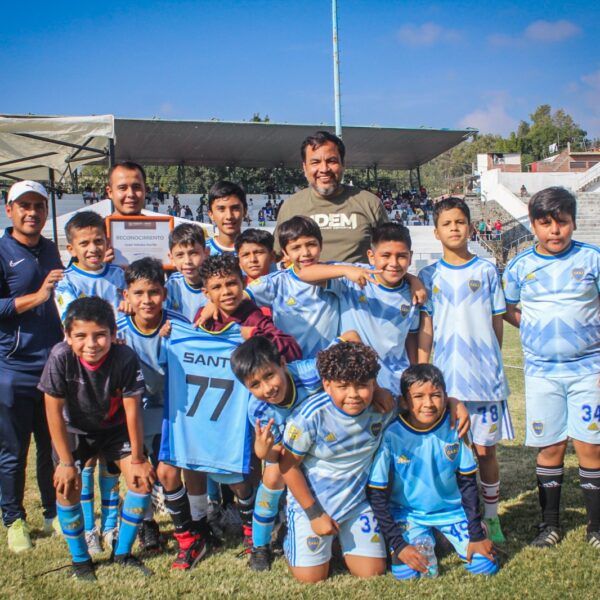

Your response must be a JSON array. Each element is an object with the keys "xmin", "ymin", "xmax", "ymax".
[
  {"xmin": 102, "ymin": 527, "xmax": 118, "ymax": 552},
  {"xmin": 85, "ymin": 528, "xmax": 102, "ymax": 555}
]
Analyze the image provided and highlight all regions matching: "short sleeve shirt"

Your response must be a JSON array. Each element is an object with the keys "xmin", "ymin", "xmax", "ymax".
[{"xmin": 38, "ymin": 342, "xmax": 145, "ymax": 434}]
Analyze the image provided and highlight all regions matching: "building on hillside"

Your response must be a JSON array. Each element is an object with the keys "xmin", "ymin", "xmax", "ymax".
[
  {"xmin": 476, "ymin": 153, "xmax": 522, "ymax": 175},
  {"xmin": 530, "ymin": 146, "xmax": 600, "ymax": 173}
]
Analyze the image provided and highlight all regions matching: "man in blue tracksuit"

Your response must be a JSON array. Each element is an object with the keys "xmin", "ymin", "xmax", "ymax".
[{"xmin": 0, "ymin": 180, "xmax": 64, "ymax": 552}]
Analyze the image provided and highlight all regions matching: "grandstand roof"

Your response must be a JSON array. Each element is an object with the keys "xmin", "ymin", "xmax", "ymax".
[{"xmin": 114, "ymin": 119, "xmax": 475, "ymax": 170}]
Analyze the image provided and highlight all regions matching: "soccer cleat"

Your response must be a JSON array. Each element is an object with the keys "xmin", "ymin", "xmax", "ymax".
[
  {"xmin": 248, "ymin": 545, "xmax": 273, "ymax": 571},
  {"xmin": 43, "ymin": 516, "xmax": 62, "ymax": 536},
  {"xmin": 137, "ymin": 519, "xmax": 161, "ymax": 552},
  {"xmin": 236, "ymin": 524, "xmax": 253, "ymax": 558},
  {"xmin": 112, "ymin": 553, "xmax": 153, "ymax": 577},
  {"xmin": 7, "ymin": 519, "xmax": 32, "ymax": 553},
  {"xmin": 484, "ymin": 516, "xmax": 506, "ymax": 543},
  {"xmin": 172, "ymin": 532, "xmax": 207, "ymax": 570},
  {"xmin": 102, "ymin": 527, "xmax": 118, "ymax": 552},
  {"xmin": 222, "ymin": 504, "xmax": 243, "ymax": 535},
  {"xmin": 85, "ymin": 528, "xmax": 103, "ymax": 555},
  {"xmin": 587, "ymin": 531, "xmax": 600, "ymax": 549},
  {"xmin": 530, "ymin": 523, "xmax": 562, "ymax": 548},
  {"xmin": 193, "ymin": 519, "xmax": 223, "ymax": 550},
  {"xmin": 72, "ymin": 559, "xmax": 97, "ymax": 582}
]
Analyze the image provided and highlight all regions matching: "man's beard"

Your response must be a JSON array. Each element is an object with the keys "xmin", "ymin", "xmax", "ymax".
[{"xmin": 311, "ymin": 179, "xmax": 341, "ymax": 197}]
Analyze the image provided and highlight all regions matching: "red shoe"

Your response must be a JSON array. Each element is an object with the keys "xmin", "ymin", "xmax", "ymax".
[
  {"xmin": 172, "ymin": 531, "xmax": 207, "ymax": 570},
  {"xmin": 237, "ymin": 525, "xmax": 253, "ymax": 558}
]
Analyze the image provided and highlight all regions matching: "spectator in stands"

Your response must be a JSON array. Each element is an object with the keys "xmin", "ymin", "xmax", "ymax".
[
  {"xmin": 478, "ymin": 219, "xmax": 486, "ymax": 238},
  {"xmin": 520, "ymin": 184, "xmax": 528, "ymax": 198},
  {"xmin": 486, "ymin": 219, "xmax": 494, "ymax": 240},
  {"xmin": 274, "ymin": 131, "xmax": 388, "ymax": 263},
  {"xmin": 494, "ymin": 219, "xmax": 502, "ymax": 239}
]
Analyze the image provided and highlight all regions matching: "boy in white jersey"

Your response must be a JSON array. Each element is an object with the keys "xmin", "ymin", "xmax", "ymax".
[
  {"xmin": 245, "ymin": 216, "xmax": 341, "ymax": 357},
  {"xmin": 55, "ymin": 211, "xmax": 126, "ymax": 554},
  {"xmin": 418, "ymin": 197, "xmax": 513, "ymax": 543},
  {"xmin": 206, "ymin": 180, "xmax": 247, "ymax": 255},
  {"xmin": 503, "ymin": 187, "xmax": 600, "ymax": 549},
  {"xmin": 367, "ymin": 364, "xmax": 497, "ymax": 579},
  {"xmin": 280, "ymin": 342, "xmax": 393, "ymax": 583},
  {"xmin": 165, "ymin": 223, "xmax": 209, "ymax": 321}
]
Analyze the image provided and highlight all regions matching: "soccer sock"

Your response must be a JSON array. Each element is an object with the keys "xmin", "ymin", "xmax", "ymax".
[
  {"xmin": 81, "ymin": 466, "xmax": 95, "ymax": 532},
  {"xmin": 114, "ymin": 490, "xmax": 150, "ymax": 557},
  {"xmin": 481, "ymin": 481, "xmax": 500, "ymax": 519},
  {"xmin": 579, "ymin": 465, "xmax": 600, "ymax": 533},
  {"xmin": 252, "ymin": 484, "xmax": 284, "ymax": 548},
  {"xmin": 536, "ymin": 463, "xmax": 564, "ymax": 528},
  {"xmin": 164, "ymin": 485, "xmax": 193, "ymax": 533},
  {"xmin": 207, "ymin": 478, "xmax": 221, "ymax": 504},
  {"xmin": 236, "ymin": 488, "xmax": 256, "ymax": 533},
  {"xmin": 188, "ymin": 493, "xmax": 208, "ymax": 523},
  {"xmin": 99, "ymin": 465, "xmax": 120, "ymax": 533},
  {"xmin": 56, "ymin": 502, "xmax": 91, "ymax": 564}
]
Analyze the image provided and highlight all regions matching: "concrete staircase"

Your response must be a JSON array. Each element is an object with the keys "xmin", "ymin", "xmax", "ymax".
[{"xmin": 575, "ymin": 192, "xmax": 600, "ymax": 246}]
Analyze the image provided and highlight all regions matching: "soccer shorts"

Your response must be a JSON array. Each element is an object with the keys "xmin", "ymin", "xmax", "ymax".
[
  {"xmin": 525, "ymin": 373, "xmax": 600, "ymax": 447},
  {"xmin": 54, "ymin": 426, "xmax": 131, "ymax": 474},
  {"xmin": 466, "ymin": 400, "xmax": 514, "ymax": 446},
  {"xmin": 391, "ymin": 514, "xmax": 498, "ymax": 579},
  {"xmin": 207, "ymin": 471, "xmax": 245, "ymax": 485},
  {"xmin": 284, "ymin": 502, "xmax": 386, "ymax": 568}
]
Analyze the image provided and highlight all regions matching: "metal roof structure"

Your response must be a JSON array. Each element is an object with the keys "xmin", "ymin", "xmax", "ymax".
[{"xmin": 114, "ymin": 119, "xmax": 475, "ymax": 170}]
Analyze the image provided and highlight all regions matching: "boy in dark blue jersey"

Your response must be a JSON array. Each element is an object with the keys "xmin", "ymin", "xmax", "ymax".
[{"xmin": 38, "ymin": 297, "xmax": 154, "ymax": 581}]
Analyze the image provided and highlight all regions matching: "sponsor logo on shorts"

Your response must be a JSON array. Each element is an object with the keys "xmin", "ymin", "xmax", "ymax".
[
  {"xmin": 571, "ymin": 268, "xmax": 585, "ymax": 281},
  {"xmin": 306, "ymin": 536, "xmax": 320, "ymax": 552},
  {"xmin": 468, "ymin": 279, "xmax": 481, "ymax": 293},
  {"xmin": 400, "ymin": 304, "xmax": 410, "ymax": 317},
  {"xmin": 532, "ymin": 421, "xmax": 544, "ymax": 436},
  {"xmin": 370, "ymin": 422, "xmax": 383, "ymax": 437},
  {"xmin": 444, "ymin": 442, "xmax": 459, "ymax": 461},
  {"xmin": 489, "ymin": 424, "xmax": 498, "ymax": 434},
  {"xmin": 588, "ymin": 423, "xmax": 598, "ymax": 431},
  {"xmin": 370, "ymin": 534, "xmax": 380, "ymax": 543}
]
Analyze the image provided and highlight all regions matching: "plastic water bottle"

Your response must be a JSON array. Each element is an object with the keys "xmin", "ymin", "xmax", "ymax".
[{"xmin": 413, "ymin": 536, "xmax": 438, "ymax": 578}]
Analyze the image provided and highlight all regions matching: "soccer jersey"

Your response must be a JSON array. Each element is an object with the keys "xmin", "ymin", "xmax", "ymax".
[
  {"xmin": 116, "ymin": 309, "xmax": 188, "ymax": 409},
  {"xmin": 328, "ymin": 265, "xmax": 419, "ymax": 389},
  {"xmin": 246, "ymin": 266, "xmax": 340, "ymax": 357},
  {"xmin": 55, "ymin": 262, "xmax": 126, "ymax": 320},
  {"xmin": 207, "ymin": 237, "xmax": 235, "ymax": 256},
  {"xmin": 503, "ymin": 241, "xmax": 600, "ymax": 377},
  {"xmin": 248, "ymin": 358, "xmax": 322, "ymax": 445},
  {"xmin": 159, "ymin": 320, "xmax": 252, "ymax": 475},
  {"xmin": 368, "ymin": 410, "xmax": 477, "ymax": 526},
  {"xmin": 165, "ymin": 271, "xmax": 207, "ymax": 321},
  {"xmin": 37, "ymin": 342, "xmax": 145, "ymax": 434},
  {"xmin": 283, "ymin": 391, "xmax": 395, "ymax": 522},
  {"xmin": 419, "ymin": 256, "xmax": 508, "ymax": 402}
]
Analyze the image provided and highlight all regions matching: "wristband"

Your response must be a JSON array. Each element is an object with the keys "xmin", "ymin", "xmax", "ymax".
[
  {"xmin": 59, "ymin": 461, "xmax": 75, "ymax": 468},
  {"xmin": 304, "ymin": 501, "xmax": 324, "ymax": 521},
  {"xmin": 130, "ymin": 460, "xmax": 146, "ymax": 465}
]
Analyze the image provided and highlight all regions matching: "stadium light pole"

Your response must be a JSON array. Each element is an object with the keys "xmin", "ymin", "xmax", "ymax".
[{"xmin": 332, "ymin": 0, "xmax": 342, "ymax": 138}]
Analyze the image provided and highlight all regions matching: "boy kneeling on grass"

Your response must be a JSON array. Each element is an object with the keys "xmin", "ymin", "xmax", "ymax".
[{"xmin": 38, "ymin": 297, "xmax": 155, "ymax": 581}]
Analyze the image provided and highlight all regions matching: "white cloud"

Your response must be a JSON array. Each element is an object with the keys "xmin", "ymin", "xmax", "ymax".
[
  {"xmin": 459, "ymin": 95, "xmax": 518, "ymax": 135},
  {"xmin": 488, "ymin": 19, "xmax": 581, "ymax": 46},
  {"xmin": 397, "ymin": 22, "xmax": 461, "ymax": 46}
]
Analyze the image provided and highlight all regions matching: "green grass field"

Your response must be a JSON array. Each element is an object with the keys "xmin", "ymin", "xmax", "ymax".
[{"xmin": 1, "ymin": 327, "xmax": 598, "ymax": 599}]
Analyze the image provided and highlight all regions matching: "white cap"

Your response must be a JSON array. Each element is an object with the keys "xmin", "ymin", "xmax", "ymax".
[{"xmin": 7, "ymin": 180, "xmax": 49, "ymax": 204}]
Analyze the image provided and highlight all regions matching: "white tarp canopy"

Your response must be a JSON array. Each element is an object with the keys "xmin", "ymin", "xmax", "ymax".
[{"xmin": 0, "ymin": 115, "xmax": 114, "ymax": 183}]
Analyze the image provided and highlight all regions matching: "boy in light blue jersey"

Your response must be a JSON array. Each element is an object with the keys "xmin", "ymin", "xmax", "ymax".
[
  {"xmin": 296, "ymin": 223, "xmax": 426, "ymax": 391},
  {"xmin": 246, "ymin": 216, "xmax": 341, "ymax": 358},
  {"xmin": 279, "ymin": 342, "xmax": 393, "ymax": 583},
  {"xmin": 165, "ymin": 223, "xmax": 209, "ymax": 321},
  {"xmin": 54, "ymin": 211, "xmax": 126, "ymax": 553},
  {"xmin": 206, "ymin": 180, "xmax": 247, "ymax": 255},
  {"xmin": 367, "ymin": 364, "xmax": 498, "ymax": 580},
  {"xmin": 116, "ymin": 258, "xmax": 194, "ymax": 558},
  {"xmin": 418, "ymin": 197, "xmax": 512, "ymax": 543},
  {"xmin": 503, "ymin": 187, "xmax": 600, "ymax": 550}
]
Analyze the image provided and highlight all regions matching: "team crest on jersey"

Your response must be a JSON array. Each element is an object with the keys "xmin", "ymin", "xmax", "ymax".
[
  {"xmin": 358, "ymin": 294, "xmax": 367, "ymax": 303},
  {"xmin": 588, "ymin": 423, "xmax": 599, "ymax": 431},
  {"xmin": 432, "ymin": 285, "xmax": 440, "ymax": 295},
  {"xmin": 444, "ymin": 442, "xmax": 459, "ymax": 461},
  {"xmin": 370, "ymin": 422, "xmax": 383, "ymax": 437},
  {"xmin": 286, "ymin": 297, "xmax": 297, "ymax": 306},
  {"xmin": 397, "ymin": 454, "xmax": 411, "ymax": 465},
  {"xmin": 400, "ymin": 304, "xmax": 410, "ymax": 317},
  {"xmin": 468, "ymin": 279, "xmax": 481, "ymax": 293},
  {"xmin": 324, "ymin": 432, "xmax": 337, "ymax": 443},
  {"xmin": 571, "ymin": 268, "xmax": 585, "ymax": 281},
  {"xmin": 532, "ymin": 421, "xmax": 544, "ymax": 436},
  {"xmin": 287, "ymin": 425, "xmax": 302, "ymax": 441},
  {"xmin": 489, "ymin": 424, "xmax": 498, "ymax": 434},
  {"xmin": 306, "ymin": 536, "xmax": 320, "ymax": 552}
]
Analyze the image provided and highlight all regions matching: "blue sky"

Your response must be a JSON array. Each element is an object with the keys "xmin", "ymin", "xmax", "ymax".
[{"xmin": 2, "ymin": 1, "xmax": 599, "ymax": 137}]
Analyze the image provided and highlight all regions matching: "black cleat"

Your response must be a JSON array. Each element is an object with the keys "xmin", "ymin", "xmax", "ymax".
[
  {"xmin": 138, "ymin": 519, "xmax": 161, "ymax": 552},
  {"xmin": 112, "ymin": 553, "xmax": 153, "ymax": 577},
  {"xmin": 587, "ymin": 530, "xmax": 600, "ymax": 549},
  {"xmin": 71, "ymin": 559, "xmax": 97, "ymax": 581},
  {"xmin": 193, "ymin": 519, "xmax": 223, "ymax": 550},
  {"xmin": 530, "ymin": 523, "xmax": 562, "ymax": 548},
  {"xmin": 248, "ymin": 545, "xmax": 272, "ymax": 572}
]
